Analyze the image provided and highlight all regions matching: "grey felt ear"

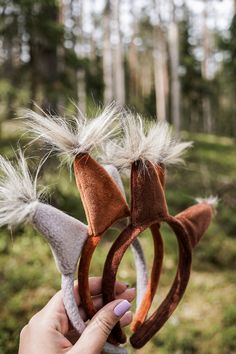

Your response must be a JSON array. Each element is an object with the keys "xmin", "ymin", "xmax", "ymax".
[
  {"xmin": 33, "ymin": 202, "xmax": 128, "ymax": 354},
  {"xmin": 32, "ymin": 202, "xmax": 89, "ymax": 336},
  {"xmin": 33, "ymin": 202, "xmax": 88, "ymax": 275},
  {"xmin": 103, "ymin": 164, "xmax": 148, "ymax": 310}
]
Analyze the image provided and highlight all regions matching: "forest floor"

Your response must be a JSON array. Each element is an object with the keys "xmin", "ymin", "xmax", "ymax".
[{"xmin": 0, "ymin": 127, "xmax": 236, "ymax": 354}]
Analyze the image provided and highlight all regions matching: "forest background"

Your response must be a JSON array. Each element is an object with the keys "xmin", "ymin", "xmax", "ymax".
[{"xmin": 0, "ymin": 1, "xmax": 236, "ymax": 353}]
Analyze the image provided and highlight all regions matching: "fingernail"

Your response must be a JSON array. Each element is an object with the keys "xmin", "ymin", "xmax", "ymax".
[
  {"xmin": 128, "ymin": 287, "xmax": 136, "ymax": 292},
  {"xmin": 114, "ymin": 300, "xmax": 131, "ymax": 317}
]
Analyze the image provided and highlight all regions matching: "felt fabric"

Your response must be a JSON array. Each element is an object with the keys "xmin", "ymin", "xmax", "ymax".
[
  {"xmin": 61, "ymin": 274, "xmax": 86, "ymax": 334},
  {"xmin": 73, "ymin": 154, "xmax": 129, "ymax": 236},
  {"xmin": 130, "ymin": 238, "xmax": 148, "ymax": 309},
  {"xmin": 33, "ymin": 202, "xmax": 88, "ymax": 275},
  {"xmin": 32, "ymin": 203, "xmax": 90, "ymax": 336},
  {"xmin": 102, "ymin": 161, "xmax": 167, "ymax": 342},
  {"xmin": 103, "ymin": 343, "xmax": 128, "ymax": 354}
]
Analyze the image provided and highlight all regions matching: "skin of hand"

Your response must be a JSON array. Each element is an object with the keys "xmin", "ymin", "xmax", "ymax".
[{"xmin": 19, "ymin": 277, "xmax": 135, "ymax": 354}]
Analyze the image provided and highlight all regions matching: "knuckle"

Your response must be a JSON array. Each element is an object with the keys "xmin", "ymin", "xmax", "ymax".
[
  {"xmin": 20, "ymin": 324, "xmax": 28, "ymax": 338},
  {"xmin": 28, "ymin": 313, "xmax": 41, "ymax": 327},
  {"xmin": 94, "ymin": 315, "xmax": 113, "ymax": 336}
]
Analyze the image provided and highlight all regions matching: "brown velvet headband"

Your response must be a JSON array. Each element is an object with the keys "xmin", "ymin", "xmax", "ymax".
[
  {"xmin": 74, "ymin": 153, "xmax": 130, "ymax": 327},
  {"xmin": 102, "ymin": 160, "xmax": 168, "ymax": 343},
  {"xmin": 102, "ymin": 159, "xmax": 214, "ymax": 347},
  {"xmin": 76, "ymin": 155, "xmax": 163, "ymax": 345},
  {"xmin": 130, "ymin": 203, "xmax": 213, "ymax": 348}
]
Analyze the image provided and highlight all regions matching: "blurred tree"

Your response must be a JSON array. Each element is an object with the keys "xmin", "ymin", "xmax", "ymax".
[
  {"xmin": 201, "ymin": 0, "xmax": 213, "ymax": 133},
  {"xmin": 103, "ymin": 0, "xmax": 113, "ymax": 104},
  {"xmin": 218, "ymin": 0, "xmax": 236, "ymax": 136},
  {"xmin": 112, "ymin": 0, "xmax": 125, "ymax": 105},
  {"xmin": 153, "ymin": 0, "xmax": 168, "ymax": 122},
  {"xmin": 74, "ymin": 0, "xmax": 86, "ymax": 114},
  {"xmin": 179, "ymin": 4, "xmax": 203, "ymax": 132},
  {"xmin": 168, "ymin": 0, "xmax": 181, "ymax": 133}
]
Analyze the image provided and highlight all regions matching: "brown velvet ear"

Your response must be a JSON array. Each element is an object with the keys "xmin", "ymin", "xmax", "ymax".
[
  {"xmin": 74, "ymin": 154, "xmax": 130, "ymax": 236},
  {"xmin": 175, "ymin": 203, "xmax": 213, "ymax": 248},
  {"xmin": 156, "ymin": 163, "xmax": 166, "ymax": 188},
  {"xmin": 131, "ymin": 160, "xmax": 168, "ymax": 226}
]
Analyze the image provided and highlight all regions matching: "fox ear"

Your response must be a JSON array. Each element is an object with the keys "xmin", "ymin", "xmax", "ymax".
[
  {"xmin": 175, "ymin": 203, "xmax": 213, "ymax": 248},
  {"xmin": 33, "ymin": 202, "xmax": 88, "ymax": 275},
  {"xmin": 131, "ymin": 160, "xmax": 168, "ymax": 226},
  {"xmin": 156, "ymin": 164, "xmax": 165, "ymax": 189},
  {"xmin": 74, "ymin": 154, "xmax": 130, "ymax": 236}
]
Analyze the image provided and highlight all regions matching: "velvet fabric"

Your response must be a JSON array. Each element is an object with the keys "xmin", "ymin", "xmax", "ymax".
[
  {"xmin": 74, "ymin": 154, "xmax": 129, "ymax": 236},
  {"xmin": 74, "ymin": 155, "xmax": 129, "ymax": 342},
  {"xmin": 130, "ymin": 204, "xmax": 213, "ymax": 348},
  {"xmin": 102, "ymin": 161, "xmax": 168, "ymax": 343},
  {"xmin": 103, "ymin": 164, "xmax": 148, "ymax": 310},
  {"xmin": 102, "ymin": 159, "xmax": 213, "ymax": 347}
]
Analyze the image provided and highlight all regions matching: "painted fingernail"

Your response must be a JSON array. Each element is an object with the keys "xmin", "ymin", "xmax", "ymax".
[
  {"xmin": 128, "ymin": 287, "xmax": 136, "ymax": 292},
  {"xmin": 114, "ymin": 300, "xmax": 131, "ymax": 317}
]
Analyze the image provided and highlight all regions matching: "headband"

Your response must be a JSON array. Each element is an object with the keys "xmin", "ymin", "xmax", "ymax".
[
  {"xmin": 17, "ymin": 107, "xmax": 217, "ymax": 350},
  {"xmin": 21, "ymin": 107, "xmax": 149, "ymax": 351},
  {"xmin": 130, "ymin": 201, "xmax": 214, "ymax": 348},
  {"xmin": 100, "ymin": 116, "xmax": 215, "ymax": 346}
]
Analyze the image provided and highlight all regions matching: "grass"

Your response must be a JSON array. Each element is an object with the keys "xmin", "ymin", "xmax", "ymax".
[{"xmin": 0, "ymin": 127, "xmax": 236, "ymax": 353}]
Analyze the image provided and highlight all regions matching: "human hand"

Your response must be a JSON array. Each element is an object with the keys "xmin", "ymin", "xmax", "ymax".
[{"xmin": 19, "ymin": 277, "xmax": 135, "ymax": 354}]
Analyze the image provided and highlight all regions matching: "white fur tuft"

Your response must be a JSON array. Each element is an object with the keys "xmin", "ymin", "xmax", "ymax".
[
  {"xmin": 195, "ymin": 196, "xmax": 219, "ymax": 210},
  {"xmin": 20, "ymin": 104, "xmax": 120, "ymax": 162},
  {"xmin": 101, "ymin": 114, "xmax": 192, "ymax": 170},
  {"xmin": 0, "ymin": 152, "xmax": 44, "ymax": 227}
]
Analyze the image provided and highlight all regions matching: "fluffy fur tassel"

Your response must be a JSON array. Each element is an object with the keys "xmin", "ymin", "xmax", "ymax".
[
  {"xmin": 21, "ymin": 104, "xmax": 120, "ymax": 162},
  {"xmin": 0, "ymin": 152, "xmax": 44, "ymax": 227},
  {"xmin": 195, "ymin": 196, "xmax": 219, "ymax": 211},
  {"xmin": 101, "ymin": 114, "xmax": 192, "ymax": 170}
]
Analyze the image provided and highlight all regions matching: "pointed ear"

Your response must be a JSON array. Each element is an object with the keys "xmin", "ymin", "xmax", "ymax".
[
  {"xmin": 156, "ymin": 163, "xmax": 166, "ymax": 189},
  {"xmin": 175, "ymin": 203, "xmax": 213, "ymax": 248},
  {"xmin": 74, "ymin": 154, "xmax": 130, "ymax": 236},
  {"xmin": 131, "ymin": 160, "xmax": 168, "ymax": 226},
  {"xmin": 33, "ymin": 203, "xmax": 88, "ymax": 275}
]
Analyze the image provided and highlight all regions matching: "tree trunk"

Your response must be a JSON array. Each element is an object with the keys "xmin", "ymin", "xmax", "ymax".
[
  {"xmin": 75, "ymin": 0, "xmax": 86, "ymax": 114},
  {"xmin": 57, "ymin": 0, "xmax": 65, "ymax": 114},
  {"xmin": 128, "ymin": 2, "xmax": 140, "ymax": 101},
  {"xmin": 103, "ymin": 1, "xmax": 113, "ymax": 104},
  {"xmin": 201, "ymin": 2, "xmax": 212, "ymax": 134},
  {"xmin": 112, "ymin": 0, "xmax": 125, "ymax": 106},
  {"xmin": 168, "ymin": 20, "xmax": 181, "ymax": 133},
  {"xmin": 153, "ymin": 25, "xmax": 167, "ymax": 121}
]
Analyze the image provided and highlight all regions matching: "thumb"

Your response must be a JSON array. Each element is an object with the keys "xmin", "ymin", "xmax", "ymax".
[{"xmin": 70, "ymin": 299, "xmax": 131, "ymax": 354}]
